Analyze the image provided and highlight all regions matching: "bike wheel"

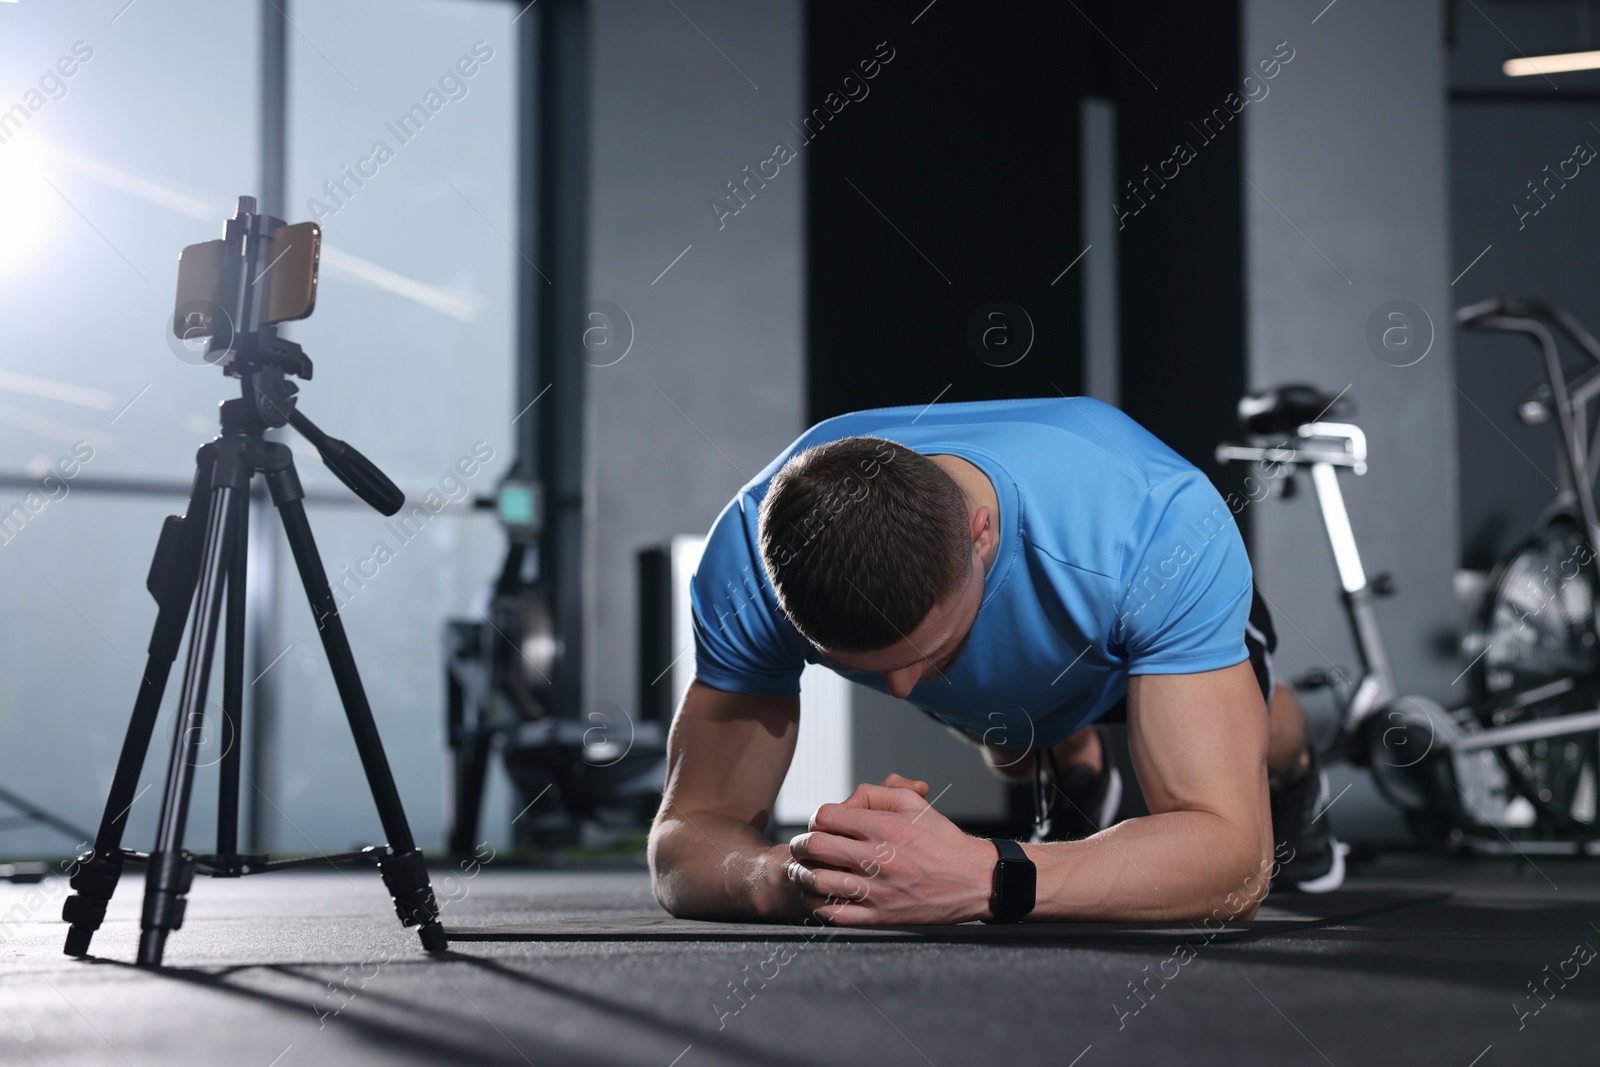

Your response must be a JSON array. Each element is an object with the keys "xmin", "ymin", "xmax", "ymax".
[{"xmin": 1466, "ymin": 514, "xmax": 1600, "ymax": 830}]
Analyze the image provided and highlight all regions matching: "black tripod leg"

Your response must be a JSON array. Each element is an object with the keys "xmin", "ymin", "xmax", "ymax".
[
  {"xmin": 138, "ymin": 456, "xmax": 245, "ymax": 967},
  {"xmin": 264, "ymin": 463, "xmax": 446, "ymax": 952},
  {"xmin": 217, "ymin": 484, "xmax": 249, "ymax": 858},
  {"xmin": 63, "ymin": 450, "xmax": 215, "ymax": 957}
]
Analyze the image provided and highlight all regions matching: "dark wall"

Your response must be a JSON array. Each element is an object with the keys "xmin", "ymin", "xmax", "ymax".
[
  {"xmin": 1107, "ymin": 8, "xmax": 1247, "ymax": 480},
  {"xmin": 804, "ymin": 1, "xmax": 1248, "ymax": 511},
  {"xmin": 804, "ymin": 2, "xmax": 1087, "ymax": 419},
  {"xmin": 1449, "ymin": 0, "xmax": 1600, "ymax": 568}
]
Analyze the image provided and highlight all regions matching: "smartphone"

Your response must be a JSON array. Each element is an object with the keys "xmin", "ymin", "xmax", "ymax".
[{"xmin": 172, "ymin": 220, "xmax": 320, "ymax": 339}]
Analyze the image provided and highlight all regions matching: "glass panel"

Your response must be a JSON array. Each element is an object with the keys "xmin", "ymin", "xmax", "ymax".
[
  {"xmin": 259, "ymin": 506, "xmax": 510, "ymax": 853},
  {"xmin": 274, "ymin": 0, "xmax": 519, "ymax": 850}
]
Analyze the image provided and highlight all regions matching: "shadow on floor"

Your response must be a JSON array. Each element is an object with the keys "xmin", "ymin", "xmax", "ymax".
[{"xmin": 85, "ymin": 947, "xmax": 819, "ymax": 1067}]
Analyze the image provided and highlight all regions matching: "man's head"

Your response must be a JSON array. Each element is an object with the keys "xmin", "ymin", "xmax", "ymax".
[{"xmin": 757, "ymin": 437, "xmax": 992, "ymax": 697}]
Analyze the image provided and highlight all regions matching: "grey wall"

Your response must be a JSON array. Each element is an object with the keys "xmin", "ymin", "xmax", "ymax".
[
  {"xmin": 850, "ymin": 685, "xmax": 1006, "ymax": 823},
  {"xmin": 585, "ymin": 0, "xmax": 806, "ymax": 724},
  {"xmin": 1242, "ymin": 0, "xmax": 1457, "ymax": 838}
]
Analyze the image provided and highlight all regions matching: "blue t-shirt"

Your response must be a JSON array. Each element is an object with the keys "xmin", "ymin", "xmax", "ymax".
[{"xmin": 689, "ymin": 396, "xmax": 1253, "ymax": 748}]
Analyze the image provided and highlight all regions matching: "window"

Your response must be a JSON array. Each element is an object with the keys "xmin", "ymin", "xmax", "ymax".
[{"xmin": 0, "ymin": 0, "xmax": 521, "ymax": 856}]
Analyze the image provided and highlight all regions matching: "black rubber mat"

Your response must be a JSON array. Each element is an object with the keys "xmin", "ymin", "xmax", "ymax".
[{"xmin": 442, "ymin": 886, "xmax": 1451, "ymax": 945}]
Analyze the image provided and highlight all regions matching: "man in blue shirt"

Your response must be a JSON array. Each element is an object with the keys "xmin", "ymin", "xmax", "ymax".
[{"xmin": 649, "ymin": 397, "xmax": 1341, "ymax": 925}]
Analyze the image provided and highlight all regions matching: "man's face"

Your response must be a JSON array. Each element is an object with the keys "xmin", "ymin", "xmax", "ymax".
[{"xmin": 820, "ymin": 546, "xmax": 985, "ymax": 699}]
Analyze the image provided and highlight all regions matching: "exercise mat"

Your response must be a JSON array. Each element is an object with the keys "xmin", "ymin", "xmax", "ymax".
[{"xmin": 442, "ymin": 886, "xmax": 1450, "ymax": 945}]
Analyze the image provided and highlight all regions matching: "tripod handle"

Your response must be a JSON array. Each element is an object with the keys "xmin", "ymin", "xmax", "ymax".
[{"xmin": 288, "ymin": 410, "xmax": 405, "ymax": 516}]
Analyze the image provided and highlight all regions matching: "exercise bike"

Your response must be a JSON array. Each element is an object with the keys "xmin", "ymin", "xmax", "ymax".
[{"xmin": 1216, "ymin": 298, "xmax": 1600, "ymax": 849}]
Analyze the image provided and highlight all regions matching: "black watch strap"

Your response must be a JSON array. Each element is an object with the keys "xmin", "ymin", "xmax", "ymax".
[{"xmin": 985, "ymin": 837, "xmax": 1036, "ymax": 924}]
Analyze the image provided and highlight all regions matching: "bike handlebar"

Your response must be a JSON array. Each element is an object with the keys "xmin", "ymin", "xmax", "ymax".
[{"xmin": 1457, "ymin": 295, "xmax": 1600, "ymax": 365}]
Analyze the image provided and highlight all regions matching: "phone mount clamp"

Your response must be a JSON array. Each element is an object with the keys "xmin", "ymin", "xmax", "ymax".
[{"xmin": 60, "ymin": 196, "xmax": 446, "ymax": 966}]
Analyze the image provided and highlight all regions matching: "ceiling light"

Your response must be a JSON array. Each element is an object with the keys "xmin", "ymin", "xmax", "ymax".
[{"xmin": 1504, "ymin": 50, "xmax": 1600, "ymax": 77}]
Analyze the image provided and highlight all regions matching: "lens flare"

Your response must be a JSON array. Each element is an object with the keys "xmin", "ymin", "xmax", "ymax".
[{"xmin": 0, "ymin": 135, "xmax": 58, "ymax": 279}]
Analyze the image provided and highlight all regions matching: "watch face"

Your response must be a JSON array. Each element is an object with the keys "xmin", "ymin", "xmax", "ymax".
[{"xmin": 993, "ymin": 858, "xmax": 1036, "ymax": 918}]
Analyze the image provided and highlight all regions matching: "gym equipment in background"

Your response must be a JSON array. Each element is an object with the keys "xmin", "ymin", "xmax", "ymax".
[
  {"xmin": 0, "ymin": 784, "xmax": 93, "ymax": 883},
  {"xmin": 60, "ymin": 197, "xmax": 447, "ymax": 966},
  {"xmin": 1218, "ymin": 325, "xmax": 1600, "ymax": 850},
  {"xmin": 1458, "ymin": 297, "xmax": 1600, "ymax": 834},
  {"xmin": 0, "ymin": 783, "xmax": 93, "ymax": 849},
  {"xmin": 442, "ymin": 487, "xmax": 664, "ymax": 856}
]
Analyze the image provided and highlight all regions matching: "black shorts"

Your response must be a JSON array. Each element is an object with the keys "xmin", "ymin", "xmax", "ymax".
[{"xmin": 1095, "ymin": 583, "xmax": 1278, "ymax": 725}]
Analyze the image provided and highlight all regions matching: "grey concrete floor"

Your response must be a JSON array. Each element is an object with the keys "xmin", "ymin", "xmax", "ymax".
[{"xmin": 0, "ymin": 853, "xmax": 1596, "ymax": 1066}]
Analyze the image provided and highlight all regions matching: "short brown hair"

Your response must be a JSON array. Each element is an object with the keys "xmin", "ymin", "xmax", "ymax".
[{"xmin": 757, "ymin": 436, "xmax": 971, "ymax": 652}]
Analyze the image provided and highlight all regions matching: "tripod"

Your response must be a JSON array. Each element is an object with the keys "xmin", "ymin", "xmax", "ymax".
[{"xmin": 61, "ymin": 200, "xmax": 446, "ymax": 967}]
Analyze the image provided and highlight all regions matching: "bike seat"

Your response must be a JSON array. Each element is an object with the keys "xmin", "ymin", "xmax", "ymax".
[{"xmin": 1236, "ymin": 384, "xmax": 1352, "ymax": 436}]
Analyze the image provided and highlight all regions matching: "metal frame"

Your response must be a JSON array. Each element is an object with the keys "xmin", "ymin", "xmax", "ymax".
[
  {"xmin": 1218, "ymin": 423, "xmax": 1600, "ymax": 760},
  {"xmin": 249, "ymin": 0, "xmax": 289, "ymax": 853},
  {"xmin": 528, "ymin": 0, "xmax": 589, "ymax": 725}
]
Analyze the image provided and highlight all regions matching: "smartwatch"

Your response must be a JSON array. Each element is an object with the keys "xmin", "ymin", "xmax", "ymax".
[{"xmin": 985, "ymin": 838, "xmax": 1036, "ymax": 924}]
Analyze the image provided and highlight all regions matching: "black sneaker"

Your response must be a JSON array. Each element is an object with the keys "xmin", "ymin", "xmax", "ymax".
[
  {"xmin": 1029, "ymin": 731, "xmax": 1123, "ymax": 843},
  {"xmin": 1269, "ymin": 756, "xmax": 1347, "ymax": 893}
]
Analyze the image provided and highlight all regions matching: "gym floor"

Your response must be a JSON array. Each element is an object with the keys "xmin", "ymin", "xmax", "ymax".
[{"xmin": 1, "ymin": 853, "xmax": 1594, "ymax": 1066}]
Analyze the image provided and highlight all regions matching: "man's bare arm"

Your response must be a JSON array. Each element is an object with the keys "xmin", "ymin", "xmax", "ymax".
[
  {"xmin": 787, "ymin": 659, "xmax": 1273, "ymax": 925},
  {"xmin": 1027, "ymin": 659, "xmax": 1274, "ymax": 921},
  {"xmin": 648, "ymin": 680, "xmax": 807, "ymax": 920}
]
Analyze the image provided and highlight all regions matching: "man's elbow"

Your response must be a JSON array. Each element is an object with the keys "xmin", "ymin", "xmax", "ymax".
[
  {"xmin": 652, "ymin": 875, "xmax": 696, "ymax": 919},
  {"xmin": 647, "ymin": 818, "xmax": 695, "ymax": 917},
  {"xmin": 1229, "ymin": 818, "xmax": 1276, "ymax": 921},
  {"xmin": 647, "ymin": 815, "xmax": 749, "ymax": 921},
  {"xmin": 1195, "ymin": 813, "xmax": 1274, "ymax": 923}
]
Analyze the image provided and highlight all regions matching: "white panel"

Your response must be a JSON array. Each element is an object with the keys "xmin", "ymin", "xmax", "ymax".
[
  {"xmin": 669, "ymin": 534, "xmax": 707, "ymax": 714},
  {"xmin": 776, "ymin": 665, "xmax": 853, "ymax": 825}
]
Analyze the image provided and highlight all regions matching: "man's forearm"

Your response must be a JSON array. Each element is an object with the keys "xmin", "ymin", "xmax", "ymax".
[
  {"xmin": 649, "ymin": 808, "xmax": 807, "ymax": 921},
  {"xmin": 1024, "ymin": 809, "xmax": 1272, "ymax": 923}
]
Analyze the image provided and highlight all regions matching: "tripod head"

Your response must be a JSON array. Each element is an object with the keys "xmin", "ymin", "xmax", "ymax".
[{"xmin": 178, "ymin": 196, "xmax": 404, "ymax": 517}]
